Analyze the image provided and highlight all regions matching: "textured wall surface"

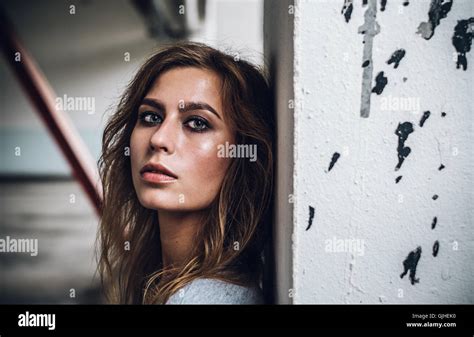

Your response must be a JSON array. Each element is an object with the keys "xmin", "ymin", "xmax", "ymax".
[{"xmin": 292, "ymin": 0, "xmax": 473, "ymax": 303}]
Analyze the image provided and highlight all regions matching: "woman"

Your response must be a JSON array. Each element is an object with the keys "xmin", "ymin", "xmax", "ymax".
[{"xmin": 97, "ymin": 42, "xmax": 274, "ymax": 304}]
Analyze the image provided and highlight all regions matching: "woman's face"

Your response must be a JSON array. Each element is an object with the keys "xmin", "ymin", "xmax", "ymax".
[{"xmin": 130, "ymin": 67, "xmax": 234, "ymax": 211}]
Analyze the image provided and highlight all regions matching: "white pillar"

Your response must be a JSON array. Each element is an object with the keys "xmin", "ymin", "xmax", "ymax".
[{"xmin": 266, "ymin": 0, "xmax": 474, "ymax": 304}]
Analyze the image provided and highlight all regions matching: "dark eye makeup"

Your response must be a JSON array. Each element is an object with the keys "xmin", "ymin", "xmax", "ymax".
[{"xmin": 138, "ymin": 111, "xmax": 212, "ymax": 133}]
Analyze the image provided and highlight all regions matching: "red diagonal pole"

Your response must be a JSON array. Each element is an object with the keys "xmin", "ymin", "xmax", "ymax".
[{"xmin": 0, "ymin": 9, "xmax": 103, "ymax": 216}]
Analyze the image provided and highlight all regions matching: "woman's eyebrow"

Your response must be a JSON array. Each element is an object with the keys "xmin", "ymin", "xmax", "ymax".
[
  {"xmin": 140, "ymin": 98, "xmax": 221, "ymax": 120},
  {"xmin": 140, "ymin": 98, "xmax": 165, "ymax": 112},
  {"xmin": 179, "ymin": 102, "xmax": 221, "ymax": 120}
]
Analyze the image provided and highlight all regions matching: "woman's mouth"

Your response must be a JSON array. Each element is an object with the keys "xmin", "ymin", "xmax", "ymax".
[{"xmin": 140, "ymin": 163, "xmax": 178, "ymax": 184}]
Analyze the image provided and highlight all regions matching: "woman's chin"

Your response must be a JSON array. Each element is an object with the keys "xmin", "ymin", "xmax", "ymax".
[
  {"xmin": 138, "ymin": 196, "xmax": 213, "ymax": 212},
  {"xmin": 138, "ymin": 198, "xmax": 181, "ymax": 211}
]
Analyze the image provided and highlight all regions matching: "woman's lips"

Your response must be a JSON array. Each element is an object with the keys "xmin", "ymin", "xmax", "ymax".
[
  {"xmin": 139, "ymin": 162, "xmax": 178, "ymax": 184},
  {"xmin": 141, "ymin": 171, "xmax": 177, "ymax": 184}
]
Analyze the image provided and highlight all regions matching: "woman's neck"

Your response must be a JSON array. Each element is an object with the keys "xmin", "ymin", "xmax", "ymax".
[{"xmin": 157, "ymin": 210, "xmax": 204, "ymax": 269}]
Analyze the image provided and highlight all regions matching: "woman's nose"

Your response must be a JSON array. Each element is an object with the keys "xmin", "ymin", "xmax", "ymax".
[{"xmin": 149, "ymin": 116, "xmax": 178, "ymax": 154}]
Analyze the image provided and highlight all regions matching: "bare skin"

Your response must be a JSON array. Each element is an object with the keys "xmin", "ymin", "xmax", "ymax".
[{"xmin": 130, "ymin": 67, "xmax": 234, "ymax": 268}]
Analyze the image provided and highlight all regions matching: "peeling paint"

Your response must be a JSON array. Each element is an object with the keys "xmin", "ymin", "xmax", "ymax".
[
  {"xmin": 359, "ymin": 0, "xmax": 380, "ymax": 118},
  {"xmin": 417, "ymin": 0, "xmax": 453, "ymax": 40},
  {"xmin": 400, "ymin": 246, "xmax": 422, "ymax": 285},
  {"xmin": 372, "ymin": 71, "xmax": 387, "ymax": 94},
  {"xmin": 433, "ymin": 241, "xmax": 440, "ymax": 257},
  {"xmin": 387, "ymin": 49, "xmax": 406, "ymax": 69},
  {"xmin": 287, "ymin": 0, "xmax": 472, "ymax": 305},
  {"xmin": 452, "ymin": 18, "xmax": 474, "ymax": 70},
  {"xmin": 328, "ymin": 152, "xmax": 341, "ymax": 172},
  {"xmin": 395, "ymin": 122, "xmax": 414, "ymax": 171},
  {"xmin": 419, "ymin": 110, "xmax": 431, "ymax": 127},
  {"xmin": 306, "ymin": 206, "xmax": 315, "ymax": 231},
  {"xmin": 341, "ymin": 0, "xmax": 354, "ymax": 23},
  {"xmin": 435, "ymin": 138, "xmax": 444, "ymax": 170},
  {"xmin": 347, "ymin": 255, "xmax": 366, "ymax": 296}
]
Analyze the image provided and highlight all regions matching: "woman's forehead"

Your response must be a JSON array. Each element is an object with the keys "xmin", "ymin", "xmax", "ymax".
[{"xmin": 148, "ymin": 68, "xmax": 221, "ymax": 101}]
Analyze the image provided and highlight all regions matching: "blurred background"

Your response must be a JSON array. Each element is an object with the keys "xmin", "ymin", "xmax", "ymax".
[{"xmin": 0, "ymin": 0, "xmax": 264, "ymax": 304}]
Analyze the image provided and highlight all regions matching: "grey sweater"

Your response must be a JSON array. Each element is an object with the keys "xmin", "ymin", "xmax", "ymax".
[{"xmin": 165, "ymin": 278, "xmax": 265, "ymax": 304}]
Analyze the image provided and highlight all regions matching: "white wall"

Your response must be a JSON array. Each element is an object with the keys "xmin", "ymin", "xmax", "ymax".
[
  {"xmin": 294, "ymin": 0, "xmax": 473, "ymax": 304},
  {"xmin": 268, "ymin": 0, "xmax": 473, "ymax": 303},
  {"xmin": 196, "ymin": 0, "xmax": 264, "ymax": 66}
]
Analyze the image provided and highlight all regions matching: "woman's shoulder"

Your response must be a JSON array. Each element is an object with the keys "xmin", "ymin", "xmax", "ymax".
[{"xmin": 166, "ymin": 278, "xmax": 265, "ymax": 305}]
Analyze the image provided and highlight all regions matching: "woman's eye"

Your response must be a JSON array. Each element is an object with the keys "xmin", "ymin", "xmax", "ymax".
[
  {"xmin": 139, "ymin": 111, "xmax": 162, "ymax": 125},
  {"xmin": 185, "ymin": 117, "xmax": 210, "ymax": 132}
]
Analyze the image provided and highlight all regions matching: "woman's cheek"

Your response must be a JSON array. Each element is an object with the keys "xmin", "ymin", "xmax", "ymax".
[{"xmin": 188, "ymin": 139, "xmax": 231, "ymax": 184}]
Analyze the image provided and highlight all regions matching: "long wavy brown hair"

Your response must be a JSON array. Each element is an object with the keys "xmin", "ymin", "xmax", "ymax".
[{"xmin": 97, "ymin": 42, "xmax": 274, "ymax": 304}]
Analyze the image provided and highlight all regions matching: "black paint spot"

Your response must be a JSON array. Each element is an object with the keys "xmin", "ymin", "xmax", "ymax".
[
  {"xmin": 452, "ymin": 18, "xmax": 474, "ymax": 71},
  {"xmin": 380, "ymin": 0, "xmax": 387, "ymax": 12},
  {"xmin": 306, "ymin": 206, "xmax": 315, "ymax": 231},
  {"xmin": 328, "ymin": 152, "xmax": 341, "ymax": 172},
  {"xmin": 394, "ymin": 122, "xmax": 414, "ymax": 171},
  {"xmin": 438, "ymin": 164, "xmax": 445, "ymax": 170},
  {"xmin": 400, "ymin": 246, "xmax": 422, "ymax": 285},
  {"xmin": 341, "ymin": 0, "xmax": 353, "ymax": 23},
  {"xmin": 433, "ymin": 240, "xmax": 440, "ymax": 257},
  {"xmin": 441, "ymin": 112, "xmax": 446, "ymax": 117},
  {"xmin": 403, "ymin": 0, "xmax": 410, "ymax": 6},
  {"xmin": 431, "ymin": 216, "xmax": 437, "ymax": 229},
  {"xmin": 418, "ymin": 0, "xmax": 453, "ymax": 40},
  {"xmin": 387, "ymin": 49, "xmax": 406, "ymax": 69},
  {"xmin": 419, "ymin": 110, "xmax": 431, "ymax": 127},
  {"xmin": 363, "ymin": 0, "xmax": 368, "ymax": 6},
  {"xmin": 403, "ymin": 77, "xmax": 408, "ymax": 82},
  {"xmin": 395, "ymin": 175, "xmax": 402, "ymax": 183},
  {"xmin": 432, "ymin": 194, "xmax": 439, "ymax": 200},
  {"xmin": 372, "ymin": 71, "xmax": 388, "ymax": 95},
  {"xmin": 362, "ymin": 60, "xmax": 370, "ymax": 67}
]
